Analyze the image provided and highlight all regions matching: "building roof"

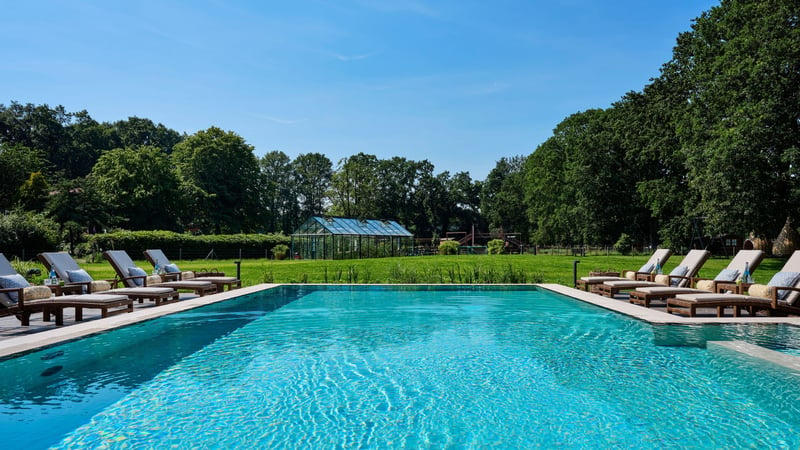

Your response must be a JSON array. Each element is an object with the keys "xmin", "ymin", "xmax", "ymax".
[{"xmin": 292, "ymin": 216, "xmax": 413, "ymax": 237}]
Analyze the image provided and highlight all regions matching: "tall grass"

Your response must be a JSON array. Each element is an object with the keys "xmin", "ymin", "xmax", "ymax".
[{"xmin": 69, "ymin": 253, "xmax": 787, "ymax": 288}]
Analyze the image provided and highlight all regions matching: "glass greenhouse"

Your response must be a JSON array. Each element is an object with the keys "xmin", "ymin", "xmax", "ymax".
[{"xmin": 290, "ymin": 216, "xmax": 414, "ymax": 260}]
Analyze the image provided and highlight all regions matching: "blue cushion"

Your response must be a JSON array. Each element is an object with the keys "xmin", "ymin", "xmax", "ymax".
[
  {"xmin": 67, "ymin": 269, "xmax": 94, "ymax": 283},
  {"xmin": 0, "ymin": 274, "xmax": 30, "ymax": 303},
  {"xmin": 163, "ymin": 263, "xmax": 180, "ymax": 273},
  {"xmin": 638, "ymin": 263, "xmax": 654, "ymax": 273},
  {"xmin": 128, "ymin": 267, "xmax": 147, "ymax": 286},
  {"xmin": 714, "ymin": 269, "xmax": 739, "ymax": 282},
  {"xmin": 767, "ymin": 271, "xmax": 800, "ymax": 300},
  {"xmin": 669, "ymin": 266, "xmax": 688, "ymax": 287}
]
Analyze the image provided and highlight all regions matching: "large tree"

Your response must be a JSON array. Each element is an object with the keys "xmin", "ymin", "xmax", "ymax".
[
  {"xmin": 672, "ymin": 0, "xmax": 800, "ymax": 237},
  {"xmin": 291, "ymin": 152, "xmax": 332, "ymax": 222},
  {"xmin": 89, "ymin": 146, "xmax": 181, "ymax": 230},
  {"xmin": 259, "ymin": 150, "xmax": 298, "ymax": 234},
  {"xmin": 172, "ymin": 127, "xmax": 262, "ymax": 233}
]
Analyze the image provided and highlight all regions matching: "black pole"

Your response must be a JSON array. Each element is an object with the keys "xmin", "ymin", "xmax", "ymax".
[
  {"xmin": 234, "ymin": 260, "xmax": 241, "ymax": 280},
  {"xmin": 573, "ymin": 260, "xmax": 580, "ymax": 288}
]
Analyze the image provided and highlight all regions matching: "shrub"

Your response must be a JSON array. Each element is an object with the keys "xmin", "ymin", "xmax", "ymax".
[
  {"xmin": 487, "ymin": 239, "xmax": 505, "ymax": 255},
  {"xmin": 271, "ymin": 244, "xmax": 290, "ymax": 260},
  {"xmin": 0, "ymin": 210, "xmax": 59, "ymax": 258},
  {"xmin": 87, "ymin": 230, "xmax": 290, "ymax": 259},
  {"xmin": 614, "ymin": 233, "xmax": 633, "ymax": 255},
  {"xmin": 438, "ymin": 240, "xmax": 459, "ymax": 255}
]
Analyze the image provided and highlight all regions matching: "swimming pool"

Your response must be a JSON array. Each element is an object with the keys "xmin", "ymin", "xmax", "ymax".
[{"xmin": 1, "ymin": 285, "xmax": 799, "ymax": 448}]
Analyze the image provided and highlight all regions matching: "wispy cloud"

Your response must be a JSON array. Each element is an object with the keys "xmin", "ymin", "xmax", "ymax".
[
  {"xmin": 329, "ymin": 51, "xmax": 376, "ymax": 62},
  {"xmin": 467, "ymin": 82, "xmax": 510, "ymax": 96},
  {"xmin": 256, "ymin": 114, "xmax": 307, "ymax": 125},
  {"xmin": 354, "ymin": 0, "xmax": 439, "ymax": 18}
]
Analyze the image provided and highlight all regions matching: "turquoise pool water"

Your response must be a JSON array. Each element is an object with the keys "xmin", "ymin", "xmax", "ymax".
[{"xmin": 1, "ymin": 285, "xmax": 800, "ymax": 448}]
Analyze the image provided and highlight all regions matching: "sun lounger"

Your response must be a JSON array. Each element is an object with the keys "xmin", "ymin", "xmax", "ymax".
[
  {"xmin": 575, "ymin": 249, "xmax": 673, "ymax": 291},
  {"xmin": 595, "ymin": 250, "xmax": 710, "ymax": 298},
  {"xmin": 629, "ymin": 249, "xmax": 765, "ymax": 307},
  {"xmin": 143, "ymin": 249, "xmax": 241, "ymax": 291},
  {"xmin": 666, "ymin": 251, "xmax": 800, "ymax": 317},
  {"xmin": 104, "ymin": 250, "xmax": 216, "ymax": 296},
  {"xmin": 0, "ymin": 253, "xmax": 132, "ymax": 326},
  {"xmin": 38, "ymin": 252, "xmax": 180, "ymax": 306}
]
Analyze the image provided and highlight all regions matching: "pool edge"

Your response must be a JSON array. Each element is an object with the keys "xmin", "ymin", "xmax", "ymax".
[{"xmin": 0, "ymin": 284, "xmax": 281, "ymax": 360}]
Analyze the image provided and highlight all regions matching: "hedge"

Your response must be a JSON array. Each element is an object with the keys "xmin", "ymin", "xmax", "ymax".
[{"xmin": 87, "ymin": 230, "xmax": 291, "ymax": 260}]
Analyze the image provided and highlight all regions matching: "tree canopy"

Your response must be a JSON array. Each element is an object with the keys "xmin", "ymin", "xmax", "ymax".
[{"xmin": 2, "ymin": 0, "xmax": 798, "ymax": 253}]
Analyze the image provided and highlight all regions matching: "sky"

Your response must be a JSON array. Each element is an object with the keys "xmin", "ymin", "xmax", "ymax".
[{"xmin": 2, "ymin": 0, "xmax": 720, "ymax": 180}]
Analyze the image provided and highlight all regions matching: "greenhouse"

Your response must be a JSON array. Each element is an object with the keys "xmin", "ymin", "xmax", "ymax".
[{"xmin": 290, "ymin": 216, "xmax": 414, "ymax": 260}]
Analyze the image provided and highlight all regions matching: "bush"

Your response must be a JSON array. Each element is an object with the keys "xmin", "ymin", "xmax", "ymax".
[
  {"xmin": 614, "ymin": 233, "xmax": 633, "ymax": 255},
  {"xmin": 438, "ymin": 240, "xmax": 459, "ymax": 255},
  {"xmin": 87, "ymin": 230, "xmax": 291, "ymax": 259},
  {"xmin": 487, "ymin": 239, "xmax": 505, "ymax": 255},
  {"xmin": 271, "ymin": 244, "xmax": 290, "ymax": 260},
  {"xmin": 0, "ymin": 210, "xmax": 59, "ymax": 258}
]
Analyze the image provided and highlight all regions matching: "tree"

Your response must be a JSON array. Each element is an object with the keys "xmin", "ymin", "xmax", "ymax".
[
  {"xmin": 259, "ymin": 151, "xmax": 298, "ymax": 234},
  {"xmin": 671, "ymin": 0, "xmax": 800, "ymax": 237},
  {"xmin": 291, "ymin": 152, "xmax": 332, "ymax": 221},
  {"xmin": 328, "ymin": 152, "xmax": 380, "ymax": 218},
  {"xmin": 172, "ymin": 127, "xmax": 262, "ymax": 233},
  {"xmin": 45, "ymin": 178, "xmax": 112, "ymax": 251},
  {"xmin": 18, "ymin": 171, "xmax": 50, "ymax": 212},
  {"xmin": 481, "ymin": 156, "xmax": 527, "ymax": 239},
  {"xmin": 113, "ymin": 116, "xmax": 183, "ymax": 153},
  {"xmin": 0, "ymin": 143, "xmax": 46, "ymax": 210},
  {"xmin": 89, "ymin": 146, "xmax": 181, "ymax": 230}
]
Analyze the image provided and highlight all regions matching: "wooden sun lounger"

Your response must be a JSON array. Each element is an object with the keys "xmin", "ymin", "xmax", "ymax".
[
  {"xmin": 104, "ymin": 250, "xmax": 216, "ymax": 297},
  {"xmin": 143, "ymin": 249, "xmax": 241, "ymax": 292},
  {"xmin": 575, "ymin": 248, "xmax": 673, "ymax": 292},
  {"xmin": 627, "ymin": 249, "xmax": 765, "ymax": 307}
]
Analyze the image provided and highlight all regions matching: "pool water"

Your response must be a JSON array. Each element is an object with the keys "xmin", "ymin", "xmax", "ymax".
[{"xmin": 1, "ymin": 285, "xmax": 800, "ymax": 448}]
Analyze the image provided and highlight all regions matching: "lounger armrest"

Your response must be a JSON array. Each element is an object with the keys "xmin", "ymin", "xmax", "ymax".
[
  {"xmin": 64, "ymin": 281, "xmax": 90, "ymax": 289},
  {"xmin": 769, "ymin": 286, "xmax": 800, "ymax": 309}
]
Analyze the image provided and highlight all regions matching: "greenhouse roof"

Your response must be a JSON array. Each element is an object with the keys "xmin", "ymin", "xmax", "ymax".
[{"xmin": 292, "ymin": 216, "xmax": 413, "ymax": 237}]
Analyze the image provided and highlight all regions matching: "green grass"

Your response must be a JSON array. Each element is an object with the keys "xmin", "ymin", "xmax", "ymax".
[{"xmin": 21, "ymin": 253, "xmax": 785, "ymax": 288}]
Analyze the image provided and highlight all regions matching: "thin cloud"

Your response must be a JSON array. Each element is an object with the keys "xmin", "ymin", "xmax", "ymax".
[
  {"xmin": 354, "ymin": 0, "xmax": 439, "ymax": 18},
  {"xmin": 256, "ymin": 114, "xmax": 307, "ymax": 125},
  {"xmin": 330, "ymin": 51, "xmax": 376, "ymax": 62}
]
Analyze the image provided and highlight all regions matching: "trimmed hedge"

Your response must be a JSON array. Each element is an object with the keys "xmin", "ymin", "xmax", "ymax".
[{"xmin": 87, "ymin": 230, "xmax": 291, "ymax": 260}]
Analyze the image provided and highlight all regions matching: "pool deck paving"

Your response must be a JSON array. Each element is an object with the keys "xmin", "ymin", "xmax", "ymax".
[{"xmin": 0, "ymin": 283, "xmax": 798, "ymax": 367}]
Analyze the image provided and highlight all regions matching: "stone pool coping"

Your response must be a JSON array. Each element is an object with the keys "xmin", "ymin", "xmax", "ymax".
[
  {"xmin": 0, "ymin": 284, "xmax": 279, "ymax": 359},
  {"xmin": 1, "ymin": 283, "xmax": 799, "ymax": 366}
]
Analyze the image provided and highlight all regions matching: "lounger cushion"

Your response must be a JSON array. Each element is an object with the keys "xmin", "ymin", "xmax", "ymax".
[
  {"xmin": 128, "ymin": 267, "xmax": 148, "ymax": 286},
  {"xmin": 0, "ymin": 274, "xmax": 30, "ymax": 302},
  {"xmin": 91, "ymin": 280, "xmax": 112, "ymax": 292},
  {"xmin": 66, "ymin": 269, "xmax": 94, "ymax": 283},
  {"xmin": 715, "ymin": 269, "xmax": 739, "ymax": 281},
  {"xmin": 695, "ymin": 280, "xmax": 715, "ymax": 292},
  {"xmin": 767, "ymin": 271, "xmax": 800, "ymax": 301},
  {"xmin": 747, "ymin": 284, "xmax": 772, "ymax": 299},
  {"xmin": 164, "ymin": 263, "xmax": 180, "ymax": 273},
  {"xmin": 23, "ymin": 286, "xmax": 52, "ymax": 301}
]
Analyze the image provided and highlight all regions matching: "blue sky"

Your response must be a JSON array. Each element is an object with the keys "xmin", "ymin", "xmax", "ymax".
[{"xmin": 3, "ymin": 0, "xmax": 719, "ymax": 180}]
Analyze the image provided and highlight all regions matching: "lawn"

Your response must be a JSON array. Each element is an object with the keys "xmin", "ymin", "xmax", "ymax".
[{"xmin": 60, "ymin": 253, "xmax": 787, "ymax": 288}]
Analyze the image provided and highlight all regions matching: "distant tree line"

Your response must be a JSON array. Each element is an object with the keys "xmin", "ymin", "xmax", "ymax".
[{"xmin": 1, "ymin": 0, "xmax": 797, "ymax": 252}]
